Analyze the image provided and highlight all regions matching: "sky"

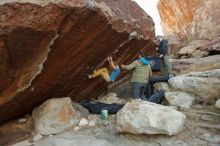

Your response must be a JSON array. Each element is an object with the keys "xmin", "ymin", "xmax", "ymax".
[{"xmin": 134, "ymin": 0, "xmax": 163, "ymax": 35}]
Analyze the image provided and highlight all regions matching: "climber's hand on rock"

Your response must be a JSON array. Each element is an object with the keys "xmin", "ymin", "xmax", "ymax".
[{"xmin": 121, "ymin": 65, "xmax": 125, "ymax": 69}]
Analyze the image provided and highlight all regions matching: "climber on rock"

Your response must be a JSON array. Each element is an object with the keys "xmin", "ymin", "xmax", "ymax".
[
  {"xmin": 88, "ymin": 57, "xmax": 121, "ymax": 82},
  {"xmin": 121, "ymin": 50, "xmax": 152, "ymax": 100}
]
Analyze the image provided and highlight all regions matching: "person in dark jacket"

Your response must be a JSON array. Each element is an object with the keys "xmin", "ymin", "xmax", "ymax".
[
  {"xmin": 145, "ymin": 38, "xmax": 174, "ymax": 100},
  {"xmin": 156, "ymin": 38, "xmax": 173, "ymax": 76}
]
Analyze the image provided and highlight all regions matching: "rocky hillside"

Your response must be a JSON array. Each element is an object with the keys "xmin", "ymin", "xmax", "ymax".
[
  {"xmin": 158, "ymin": 0, "xmax": 220, "ymax": 74},
  {"xmin": 155, "ymin": 0, "xmax": 220, "ymax": 103},
  {"xmin": 158, "ymin": 0, "xmax": 220, "ymax": 41},
  {"xmin": 0, "ymin": 0, "xmax": 155, "ymax": 123}
]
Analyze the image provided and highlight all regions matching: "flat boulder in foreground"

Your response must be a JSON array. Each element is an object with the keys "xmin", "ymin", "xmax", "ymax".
[
  {"xmin": 33, "ymin": 97, "xmax": 81, "ymax": 135},
  {"xmin": 116, "ymin": 100, "xmax": 186, "ymax": 136}
]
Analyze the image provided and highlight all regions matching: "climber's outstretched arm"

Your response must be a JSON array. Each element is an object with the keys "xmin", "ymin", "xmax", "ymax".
[{"xmin": 108, "ymin": 57, "xmax": 118, "ymax": 69}]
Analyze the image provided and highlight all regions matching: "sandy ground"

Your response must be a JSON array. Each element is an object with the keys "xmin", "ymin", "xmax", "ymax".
[{"xmin": 1, "ymin": 104, "xmax": 219, "ymax": 146}]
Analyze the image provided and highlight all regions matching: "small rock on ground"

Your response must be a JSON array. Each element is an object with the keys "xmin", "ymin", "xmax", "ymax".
[
  {"xmin": 79, "ymin": 118, "xmax": 89, "ymax": 127},
  {"xmin": 215, "ymin": 99, "xmax": 220, "ymax": 109},
  {"xmin": 33, "ymin": 134, "xmax": 43, "ymax": 141},
  {"xmin": 18, "ymin": 118, "xmax": 27, "ymax": 123},
  {"xmin": 74, "ymin": 126, "xmax": 80, "ymax": 132}
]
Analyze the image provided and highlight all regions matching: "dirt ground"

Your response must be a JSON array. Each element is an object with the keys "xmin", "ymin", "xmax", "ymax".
[{"xmin": 0, "ymin": 104, "xmax": 219, "ymax": 146}]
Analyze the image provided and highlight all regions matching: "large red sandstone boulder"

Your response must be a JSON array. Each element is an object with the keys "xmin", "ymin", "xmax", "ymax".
[
  {"xmin": 0, "ymin": 0, "xmax": 155, "ymax": 123},
  {"xmin": 158, "ymin": 0, "xmax": 220, "ymax": 41}
]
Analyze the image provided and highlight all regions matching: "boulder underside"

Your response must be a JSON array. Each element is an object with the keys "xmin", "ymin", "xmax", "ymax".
[{"xmin": 0, "ymin": 0, "xmax": 155, "ymax": 123}]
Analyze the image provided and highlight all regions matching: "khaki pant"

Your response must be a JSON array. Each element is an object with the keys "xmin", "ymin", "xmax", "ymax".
[
  {"xmin": 160, "ymin": 55, "xmax": 173, "ymax": 76},
  {"xmin": 89, "ymin": 68, "xmax": 111, "ymax": 82}
]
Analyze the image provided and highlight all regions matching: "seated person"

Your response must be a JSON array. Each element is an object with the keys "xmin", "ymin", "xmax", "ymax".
[{"xmin": 88, "ymin": 57, "xmax": 120, "ymax": 82}]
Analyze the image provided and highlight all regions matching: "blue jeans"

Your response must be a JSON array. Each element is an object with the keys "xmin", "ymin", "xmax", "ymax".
[
  {"xmin": 132, "ymin": 82, "xmax": 147, "ymax": 99},
  {"xmin": 132, "ymin": 82, "xmax": 165, "ymax": 103},
  {"xmin": 147, "ymin": 90, "xmax": 165, "ymax": 103},
  {"xmin": 146, "ymin": 75, "xmax": 170, "ymax": 98}
]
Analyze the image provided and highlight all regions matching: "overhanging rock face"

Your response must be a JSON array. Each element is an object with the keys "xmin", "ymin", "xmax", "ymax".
[{"xmin": 0, "ymin": 0, "xmax": 155, "ymax": 123}]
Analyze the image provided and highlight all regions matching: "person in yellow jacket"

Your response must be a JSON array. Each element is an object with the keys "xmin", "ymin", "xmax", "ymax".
[{"xmin": 121, "ymin": 51, "xmax": 152, "ymax": 99}]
